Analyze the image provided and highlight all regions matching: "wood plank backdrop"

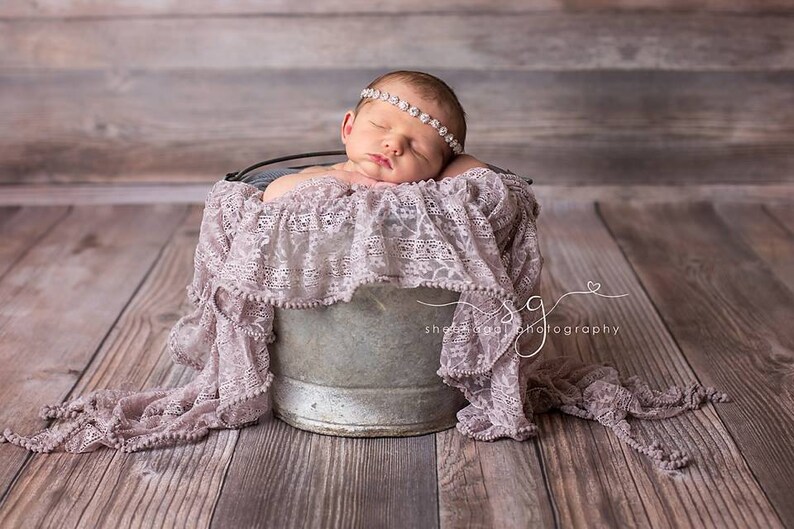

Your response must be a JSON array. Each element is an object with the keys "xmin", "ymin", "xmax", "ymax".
[{"xmin": 0, "ymin": 0, "xmax": 792, "ymax": 185}]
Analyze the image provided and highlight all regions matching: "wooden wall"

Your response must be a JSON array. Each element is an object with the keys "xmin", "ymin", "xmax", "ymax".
[{"xmin": 0, "ymin": 1, "xmax": 792, "ymax": 185}]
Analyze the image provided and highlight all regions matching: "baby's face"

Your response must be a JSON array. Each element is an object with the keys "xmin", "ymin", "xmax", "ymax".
[{"xmin": 341, "ymin": 81, "xmax": 452, "ymax": 184}]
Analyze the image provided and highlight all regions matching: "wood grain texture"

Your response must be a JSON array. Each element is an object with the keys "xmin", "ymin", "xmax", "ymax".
[
  {"xmin": 0, "ymin": 203, "xmax": 188, "ymax": 520},
  {"xmin": 1, "ymin": 13, "xmax": 792, "ymax": 71},
  {"xmin": 2, "ymin": 69, "xmax": 791, "ymax": 184},
  {"xmin": 57, "ymin": 208, "xmax": 237, "ymax": 529},
  {"xmin": 532, "ymin": 185, "xmax": 794, "ymax": 204},
  {"xmin": 436, "ymin": 429, "xmax": 555, "ymax": 528},
  {"xmin": 529, "ymin": 201, "xmax": 782, "ymax": 528},
  {"xmin": 0, "ymin": 208, "xmax": 242, "ymax": 529},
  {"xmin": 765, "ymin": 203, "xmax": 794, "ymax": 235},
  {"xmin": 213, "ymin": 421, "xmax": 439, "ymax": 529},
  {"xmin": 2, "ymin": 183, "xmax": 793, "ymax": 206},
  {"xmin": 713, "ymin": 202, "xmax": 794, "ymax": 293},
  {"xmin": 0, "ymin": 183, "xmax": 217, "ymax": 205},
  {"xmin": 0, "ymin": 205, "xmax": 69, "ymax": 278},
  {"xmin": 0, "ymin": 191, "xmax": 791, "ymax": 527},
  {"xmin": 2, "ymin": 0, "xmax": 793, "ymax": 17},
  {"xmin": 598, "ymin": 200, "xmax": 794, "ymax": 527}
]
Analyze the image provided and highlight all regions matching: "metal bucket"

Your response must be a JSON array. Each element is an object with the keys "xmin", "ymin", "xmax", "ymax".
[{"xmin": 269, "ymin": 284, "xmax": 468, "ymax": 437}]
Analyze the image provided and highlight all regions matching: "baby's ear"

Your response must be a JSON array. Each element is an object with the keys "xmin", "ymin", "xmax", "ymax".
[{"xmin": 340, "ymin": 110, "xmax": 356, "ymax": 144}]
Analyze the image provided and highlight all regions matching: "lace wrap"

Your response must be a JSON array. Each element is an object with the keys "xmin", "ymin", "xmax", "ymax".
[{"xmin": 1, "ymin": 168, "xmax": 729, "ymax": 470}]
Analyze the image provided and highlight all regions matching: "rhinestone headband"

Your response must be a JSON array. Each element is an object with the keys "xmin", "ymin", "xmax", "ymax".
[{"xmin": 359, "ymin": 88, "xmax": 463, "ymax": 155}]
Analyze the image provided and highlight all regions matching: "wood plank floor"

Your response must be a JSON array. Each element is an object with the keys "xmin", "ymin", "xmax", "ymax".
[{"xmin": 0, "ymin": 185, "xmax": 792, "ymax": 529}]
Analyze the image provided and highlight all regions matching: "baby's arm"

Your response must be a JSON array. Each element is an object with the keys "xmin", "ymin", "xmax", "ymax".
[
  {"xmin": 436, "ymin": 154, "xmax": 490, "ymax": 181},
  {"xmin": 261, "ymin": 169, "xmax": 394, "ymax": 202}
]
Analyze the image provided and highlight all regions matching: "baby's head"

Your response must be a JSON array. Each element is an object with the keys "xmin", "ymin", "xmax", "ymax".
[{"xmin": 340, "ymin": 71, "xmax": 467, "ymax": 184}]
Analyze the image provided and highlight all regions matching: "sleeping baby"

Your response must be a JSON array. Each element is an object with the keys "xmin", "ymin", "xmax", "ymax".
[{"xmin": 262, "ymin": 70, "xmax": 489, "ymax": 202}]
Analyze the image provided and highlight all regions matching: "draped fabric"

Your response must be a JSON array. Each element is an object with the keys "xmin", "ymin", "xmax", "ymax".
[{"xmin": 1, "ymin": 168, "xmax": 728, "ymax": 470}]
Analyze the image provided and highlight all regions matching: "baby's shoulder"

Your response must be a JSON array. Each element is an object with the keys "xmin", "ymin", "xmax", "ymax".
[{"xmin": 437, "ymin": 154, "xmax": 489, "ymax": 179}]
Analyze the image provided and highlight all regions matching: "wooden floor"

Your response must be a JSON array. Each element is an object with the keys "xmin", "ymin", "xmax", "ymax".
[{"xmin": 0, "ymin": 184, "xmax": 793, "ymax": 529}]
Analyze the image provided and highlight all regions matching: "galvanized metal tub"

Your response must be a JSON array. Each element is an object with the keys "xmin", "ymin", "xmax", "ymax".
[{"xmin": 269, "ymin": 284, "xmax": 468, "ymax": 437}]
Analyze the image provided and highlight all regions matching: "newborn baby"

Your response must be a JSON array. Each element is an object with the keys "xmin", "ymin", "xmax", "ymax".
[{"xmin": 262, "ymin": 70, "xmax": 489, "ymax": 202}]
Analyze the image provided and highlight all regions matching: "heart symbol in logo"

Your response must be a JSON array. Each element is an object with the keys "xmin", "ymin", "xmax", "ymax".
[{"xmin": 587, "ymin": 281, "xmax": 601, "ymax": 292}]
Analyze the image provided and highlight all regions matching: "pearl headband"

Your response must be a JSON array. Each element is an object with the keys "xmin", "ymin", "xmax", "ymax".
[{"xmin": 359, "ymin": 88, "xmax": 464, "ymax": 155}]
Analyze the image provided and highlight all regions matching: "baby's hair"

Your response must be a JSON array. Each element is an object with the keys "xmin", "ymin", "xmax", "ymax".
[{"xmin": 355, "ymin": 70, "xmax": 467, "ymax": 161}]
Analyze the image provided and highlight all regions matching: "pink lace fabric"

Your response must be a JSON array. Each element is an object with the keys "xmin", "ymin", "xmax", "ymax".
[{"xmin": 1, "ymin": 168, "xmax": 729, "ymax": 470}]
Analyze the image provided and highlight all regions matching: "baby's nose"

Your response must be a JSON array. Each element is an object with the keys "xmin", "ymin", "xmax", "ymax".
[{"xmin": 384, "ymin": 137, "xmax": 404, "ymax": 154}]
